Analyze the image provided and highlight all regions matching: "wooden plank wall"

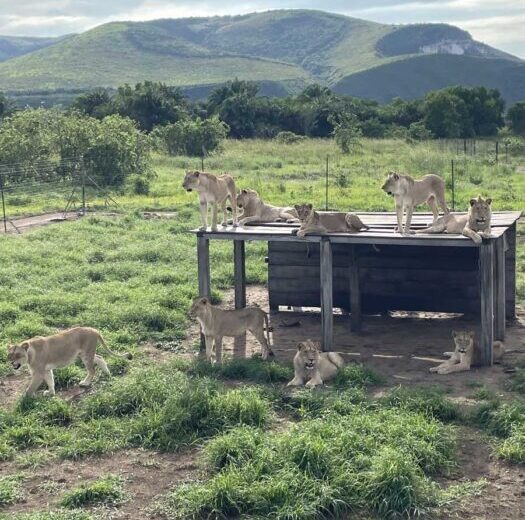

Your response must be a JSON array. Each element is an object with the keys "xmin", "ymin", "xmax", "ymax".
[
  {"xmin": 268, "ymin": 241, "xmax": 483, "ymax": 314},
  {"xmin": 505, "ymin": 224, "xmax": 516, "ymax": 319}
]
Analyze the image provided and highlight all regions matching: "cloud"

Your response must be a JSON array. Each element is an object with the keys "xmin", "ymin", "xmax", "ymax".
[{"xmin": 0, "ymin": 0, "xmax": 523, "ymax": 58}]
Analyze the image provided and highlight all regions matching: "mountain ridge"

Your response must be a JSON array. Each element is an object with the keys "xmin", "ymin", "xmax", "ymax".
[{"xmin": 0, "ymin": 10, "xmax": 523, "ymax": 104}]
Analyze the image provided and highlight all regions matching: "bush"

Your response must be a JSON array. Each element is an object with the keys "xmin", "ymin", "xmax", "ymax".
[
  {"xmin": 274, "ymin": 131, "xmax": 305, "ymax": 144},
  {"xmin": 153, "ymin": 116, "xmax": 228, "ymax": 157},
  {"xmin": 60, "ymin": 475, "xmax": 124, "ymax": 508}
]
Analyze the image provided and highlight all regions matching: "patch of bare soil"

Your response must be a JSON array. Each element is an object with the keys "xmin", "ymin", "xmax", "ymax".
[
  {"xmin": 0, "ymin": 449, "xmax": 199, "ymax": 519},
  {"xmin": 0, "ymin": 211, "xmax": 80, "ymax": 234}
]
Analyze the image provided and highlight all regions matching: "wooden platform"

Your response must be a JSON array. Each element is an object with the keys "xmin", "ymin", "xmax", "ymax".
[{"xmin": 192, "ymin": 211, "xmax": 521, "ymax": 366}]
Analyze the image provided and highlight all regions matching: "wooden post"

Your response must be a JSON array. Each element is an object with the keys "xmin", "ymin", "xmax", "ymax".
[
  {"xmin": 505, "ymin": 223, "xmax": 516, "ymax": 319},
  {"xmin": 349, "ymin": 245, "xmax": 362, "ymax": 332},
  {"xmin": 0, "ymin": 175, "xmax": 6, "ymax": 233},
  {"xmin": 479, "ymin": 242, "xmax": 494, "ymax": 366},
  {"xmin": 494, "ymin": 237, "xmax": 505, "ymax": 341},
  {"xmin": 320, "ymin": 238, "xmax": 333, "ymax": 351},
  {"xmin": 233, "ymin": 240, "xmax": 246, "ymax": 309},
  {"xmin": 197, "ymin": 234, "xmax": 211, "ymax": 354}
]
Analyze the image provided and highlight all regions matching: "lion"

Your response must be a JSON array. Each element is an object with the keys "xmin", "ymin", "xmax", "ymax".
[
  {"xmin": 292, "ymin": 203, "xmax": 368, "ymax": 238},
  {"xmin": 416, "ymin": 196, "xmax": 492, "ymax": 244},
  {"xmin": 287, "ymin": 339, "xmax": 345, "ymax": 388},
  {"xmin": 182, "ymin": 170, "xmax": 238, "ymax": 231},
  {"xmin": 7, "ymin": 327, "xmax": 132, "ymax": 396},
  {"xmin": 381, "ymin": 172, "xmax": 449, "ymax": 235},
  {"xmin": 236, "ymin": 189, "xmax": 298, "ymax": 225},
  {"xmin": 429, "ymin": 330, "xmax": 505, "ymax": 374},
  {"xmin": 190, "ymin": 297, "xmax": 274, "ymax": 363}
]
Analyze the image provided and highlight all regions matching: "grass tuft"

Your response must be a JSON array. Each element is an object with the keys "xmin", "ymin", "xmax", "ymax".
[
  {"xmin": 0, "ymin": 474, "xmax": 24, "ymax": 506},
  {"xmin": 60, "ymin": 475, "xmax": 124, "ymax": 508}
]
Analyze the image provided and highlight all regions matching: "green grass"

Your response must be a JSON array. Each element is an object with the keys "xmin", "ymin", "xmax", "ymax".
[
  {"xmin": 60, "ymin": 475, "xmax": 124, "ymax": 508},
  {"xmin": 0, "ymin": 474, "xmax": 23, "ymax": 506},
  {"xmin": 0, "ymin": 138, "xmax": 523, "ymax": 518},
  {"xmin": 0, "ymin": 513, "xmax": 95, "ymax": 520},
  {"xmin": 167, "ymin": 407, "xmax": 456, "ymax": 519}
]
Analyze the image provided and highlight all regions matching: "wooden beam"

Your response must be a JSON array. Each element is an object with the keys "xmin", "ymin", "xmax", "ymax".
[
  {"xmin": 197, "ymin": 235, "xmax": 211, "ymax": 354},
  {"xmin": 479, "ymin": 242, "xmax": 494, "ymax": 366},
  {"xmin": 320, "ymin": 238, "xmax": 333, "ymax": 351},
  {"xmin": 349, "ymin": 245, "xmax": 362, "ymax": 332},
  {"xmin": 505, "ymin": 223, "xmax": 516, "ymax": 320},
  {"xmin": 494, "ymin": 236, "xmax": 505, "ymax": 341},
  {"xmin": 233, "ymin": 240, "xmax": 246, "ymax": 309}
]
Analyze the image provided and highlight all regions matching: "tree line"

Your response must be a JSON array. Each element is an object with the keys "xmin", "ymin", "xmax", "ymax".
[{"xmin": 66, "ymin": 80, "xmax": 524, "ymax": 141}]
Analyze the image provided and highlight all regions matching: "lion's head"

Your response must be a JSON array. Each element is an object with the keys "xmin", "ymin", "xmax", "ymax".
[
  {"xmin": 182, "ymin": 171, "xmax": 201, "ymax": 192},
  {"xmin": 237, "ymin": 189, "xmax": 259, "ymax": 209},
  {"xmin": 190, "ymin": 296, "xmax": 211, "ymax": 317},
  {"xmin": 381, "ymin": 171, "xmax": 405, "ymax": 196},
  {"xmin": 452, "ymin": 330, "xmax": 474, "ymax": 353},
  {"xmin": 7, "ymin": 343, "xmax": 29, "ymax": 370},
  {"xmin": 294, "ymin": 203, "xmax": 314, "ymax": 222},
  {"xmin": 469, "ymin": 196, "xmax": 492, "ymax": 228},
  {"xmin": 296, "ymin": 339, "xmax": 321, "ymax": 370}
]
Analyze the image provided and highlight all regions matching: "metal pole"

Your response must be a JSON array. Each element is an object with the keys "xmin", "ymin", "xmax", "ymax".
[
  {"xmin": 81, "ymin": 167, "xmax": 86, "ymax": 216},
  {"xmin": 451, "ymin": 159, "xmax": 455, "ymax": 211},
  {"xmin": 0, "ymin": 175, "xmax": 7, "ymax": 233},
  {"xmin": 201, "ymin": 156, "xmax": 204, "ymax": 171},
  {"xmin": 495, "ymin": 141, "xmax": 499, "ymax": 163},
  {"xmin": 325, "ymin": 155, "xmax": 329, "ymax": 210}
]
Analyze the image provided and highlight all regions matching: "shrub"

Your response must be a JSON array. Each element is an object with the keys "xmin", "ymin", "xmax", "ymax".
[
  {"xmin": 153, "ymin": 117, "xmax": 228, "ymax": 157},
  {"xmin": 60, "ymin": 475, "xmax": 124, "ymax": 508},
  {"xmin": 274, "ymin": 131, "xmax": 305, "ymax": 144}
]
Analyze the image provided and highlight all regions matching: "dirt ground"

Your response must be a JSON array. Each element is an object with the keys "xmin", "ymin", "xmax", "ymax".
[{"xmin": 1, "ymin": 284, "xmax": 525, "ymax": 519}]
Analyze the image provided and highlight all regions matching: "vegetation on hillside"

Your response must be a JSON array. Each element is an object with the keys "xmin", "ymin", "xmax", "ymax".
[{"xmin": 0, "ymin": 10, "xmax": 522, "ymax": 104}]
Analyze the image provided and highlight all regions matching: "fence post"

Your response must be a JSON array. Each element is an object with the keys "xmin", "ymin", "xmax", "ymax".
[
  {"xmin": 325, "ymin": 155, "xmax": 329, "ymax": 210},
  {"xmin": 463, "ymin": 139, "xmax": 467, "ymax": 154},
  {"xmin": 201, "ymin": 156, "xmax": 204, "ymax": 171},
  {"xmin": 451, "ymin": 159, "xmax": 455, "ymax": 211},
  {"xmin": 0, "ymin": 175, "xmax": 6, "ymax": 233},
  {"xmin": 505, "ymin": 142, "xmax": 508, "ymax": 163},
  {"xmin": 495, "ymin": 141, "xmax": 499, "ymax": 163},
  {"xmin": 81, "ymin": 166, "xmax": 86, "ymax": 216}
]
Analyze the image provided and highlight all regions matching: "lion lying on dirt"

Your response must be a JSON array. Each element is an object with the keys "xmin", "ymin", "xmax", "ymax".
[
  {"xmin": 381, "ymin": 172, "xmax": 449, "ymax": 235},
  {"xmin": 429, "ymin": 330, "xmax": 505, "ymax": 374},
  {"xmin": 7, "ymin": 327, "xmax": 131, "ymax": 396},
  {"xmin": 292, "ymin": 203, "xmax": 368, "ymax": 238},
  {"xmin": 182, "ymin": 170, "xmax": 238, "ymax": 230},
  {"xmin": 190, "ymin": 297, "xmax": 274, "ymax": 363},
  {"xmin": 287, "ymin": 339, "xmax": 345, "ymax": 387},
  {"xmin": 416, "ymin": 196, "xmax": 492, "ymax": 244},
  {"xmin": 236, "ymin": 189, "xmax": 298, "ymax": 225}
]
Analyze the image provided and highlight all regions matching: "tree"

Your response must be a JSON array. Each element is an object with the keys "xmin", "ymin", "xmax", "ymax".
[
  {"xmin": 152, "ymin": 117, "xmax": 228, "ymax": 156},
  {"xmin": 70, "ymin": 88, "xmax": 114, "ymax": 119},
  {"xmin": 423, "ymin": 90, "xmax": 467, "ymax": 138},
  {"xmin": 507, "ymin": 102, "xmax": 525, "ymax": 135},
  {"xmin": 330, "ymin": 113, "xmax": 362, "ymax": 154},
  {"xmin": 0, "ymin": 92, "xmax": 14, "ymax": 119},
  {"xmin": 113, "ymin": 81, "xmax": 187, "ymax": 131}
]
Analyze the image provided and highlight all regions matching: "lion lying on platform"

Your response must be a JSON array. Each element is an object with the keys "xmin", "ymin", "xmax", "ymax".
[
  {"xmin": 236, "ymin": 189, "xmax": 298, "ymax": 225},
  {"xmin": 292, "ymin": 203, "xmax": 368, "ymax": 238},
  {"xmin": 287, "ymin": 339, "xmax": 345, "ymax": 388},
  {"xmin": 7, "ymin": 327, "xmax": 131, "ymax": 396},
  {"xmin": 416, "ymin": 196, "xmax": 492, "ymax": 244},
  {"xmin": 429, "ymin": 330, "xmax": 505, "ymax": 374}
]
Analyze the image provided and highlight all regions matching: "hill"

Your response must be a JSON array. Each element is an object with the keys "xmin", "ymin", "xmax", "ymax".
[
  {"xmin": 0, "ymin": 35, "xmax": 69, "ymax": 62},
  {"xmin": 0, "ymin": 10, "xmax": 523, "ymax": 103}
]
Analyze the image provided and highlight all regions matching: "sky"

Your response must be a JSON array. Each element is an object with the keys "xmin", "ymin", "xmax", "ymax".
[{"xmin": 0, "ymin": 1, "xmax": 524, "ymax": 59}]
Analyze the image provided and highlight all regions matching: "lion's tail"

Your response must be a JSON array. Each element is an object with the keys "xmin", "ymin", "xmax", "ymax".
[
  {"xmin": 263, "ymin": 312, "xmax": 275, "ymax": 357},
  {"xmin": 96, "ymin": 332, "xmax": 133, "ymax": 360},
  {"xmin": 327, "ymin": 352, "xmax": 345, "ymax": 369}
]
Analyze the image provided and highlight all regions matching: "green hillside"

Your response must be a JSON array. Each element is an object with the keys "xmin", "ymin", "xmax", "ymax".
[
  {"xmin": 0, "ymin": 9, "xmax": 522, "ymax": 103},
  {"xmin": 0, "ymin": 35, "xmax": 68, "ymax": 62},
  {"xmin": 333, "ymin": 54, "xmax": 525, "ymax": 105}
]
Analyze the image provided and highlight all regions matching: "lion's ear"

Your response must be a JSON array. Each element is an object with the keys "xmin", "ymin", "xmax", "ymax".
[
  {"xmin": 297, "ymin": 342, "xmax": 306, "ymax": 351},
  {"xmin": 486, "ymin": 198, "xmax": 492, "ymax": 205},
  {"xmin": 242, "ymin": 189, "xmax": 247, "ymax": 194},
  {"xmin": 21, "ymin": 342, "xmax": 30, "ymax": 351},
  {"xmin": 194, "ymin": 171, "xmax": 200, "ymax": 177},
  {"xmin": 200, "ymin": 297, "xmax": 208, "ymax": 305},
  {"xmin": 452, "ymin": 330, "xmax": 458, "ymax": 339},
  {"xmin": 468, "ymin": 330, "xmax": 475, "ymax": 338},
  {"xmin": 393, "ymin": 172, "xmax": 399, "ymax": 180},
  {"xmin": 469, "ymin": 198, "xmax": 476, "ymax": 207},
  {"xmin": 307, "ymin": 203, "xmax": 313, "ymax": 210}
]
